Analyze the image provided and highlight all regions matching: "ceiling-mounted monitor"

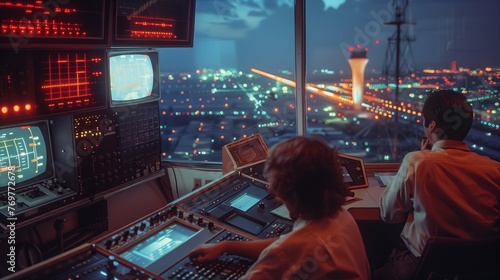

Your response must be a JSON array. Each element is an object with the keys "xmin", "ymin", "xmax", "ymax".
[
  {"xmin": 112, "ymin": 0, "xmax": 195, "ymax": 47},
  {"xmin": 0, "ymin": 0, "xmax": 108, "ymax": 50}
]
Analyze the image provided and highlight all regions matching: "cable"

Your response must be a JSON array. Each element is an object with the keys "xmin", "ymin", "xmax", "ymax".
[
  {"xmin": 165, "ymin": 161, "xmax": 180, "ymax": 198},
  {"xmin": 33, "ymin": 226, "xmax": 44, "ymax": 249},
  {"xmin": 53, "ymin": 218, "xmax": 66, "ymax": 254}
]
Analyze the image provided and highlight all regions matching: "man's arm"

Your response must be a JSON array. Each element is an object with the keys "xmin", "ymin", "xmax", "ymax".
[{"xmin": 379, "ymin": 155, "xmax": 415, "ymax": 223}]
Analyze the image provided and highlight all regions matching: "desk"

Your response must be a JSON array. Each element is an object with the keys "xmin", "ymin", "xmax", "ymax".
[
  {"xmin": 343, "ymin": 175, "xmax": 386, "ymax": 220},
  {"xmin": 343, "ymin": 175, "xmax": 404, "ymax": 268}
]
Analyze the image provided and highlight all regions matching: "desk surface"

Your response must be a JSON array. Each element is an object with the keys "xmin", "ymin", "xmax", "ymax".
[{"xmin": 343, "ymin": 175, "xmax": 387, "ymax": 220}]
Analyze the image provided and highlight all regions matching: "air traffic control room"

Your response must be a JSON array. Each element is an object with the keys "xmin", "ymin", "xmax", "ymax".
[{"xmin": 1, "ymin": 0, "xmax": 499, "ymax": 279}]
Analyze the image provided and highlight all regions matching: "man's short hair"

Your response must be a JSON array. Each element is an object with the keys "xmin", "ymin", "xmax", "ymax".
[
  {"xmin": 422, "ymin": 89, "xmax": 473, "ymax": 141},
  {"xmin": 263, "ymin": 136, "xmax": 349, "ymax": 220}
]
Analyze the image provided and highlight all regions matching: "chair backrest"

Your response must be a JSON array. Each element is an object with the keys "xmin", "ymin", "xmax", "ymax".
[{"xmin": 414, "ymin": 236, "xmax": 500, "ymax": 280}]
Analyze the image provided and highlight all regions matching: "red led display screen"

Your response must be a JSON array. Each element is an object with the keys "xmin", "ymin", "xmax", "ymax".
[
  {"xmin": 35, "ymin": 50, "xmax": 106, "ymax": 112},
  {"xmin": 0, "ymin": 49, "xmax": 107, "ymax": 123},
  {"xmin": 0, "ymin": 0, "xmax": 107, "ymax": 49},
  {"xmin": 113, "ymin": 0, "xmax": 195, "ymax": 47}
]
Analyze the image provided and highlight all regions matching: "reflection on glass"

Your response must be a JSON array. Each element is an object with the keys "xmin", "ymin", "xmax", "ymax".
[{"xmin": 159, "ymin": 0, "xmax": 500, "ymax": 163}]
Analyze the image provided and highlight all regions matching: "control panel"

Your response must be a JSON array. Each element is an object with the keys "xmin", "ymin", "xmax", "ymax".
[
  {"xmin": 114, "ymin": 102, "xmax": 162, "ymax": 180},
  {"xmin": 66, "ymin": 102, "xmax": 162, "ymax": 198},
  {"xmin": 94, "ymin": 204, "xmax": 256, "ymax": 278},
  {"xmin": 240, "ymin": 153, "xmax": 368, "ymax": 189},
  {"xmin": 161, "ymin": 231, "xmax": 254, "ymax": 280},
  {"xmin": 337, "ymin": 153, "xmax": 368, "ymax": 189},
  {"xmin": 73, "ymin": 108, "xmax": 124, "ymax": 197},
  {"xmin": 0, "ymin": 178, "xmax": 78, "ymax": 223},
  {"xmin": 177, "ymin": 172, "xmax": 294, "ymax": 239},
  {"xmin": 2, "ymin": 244, "xmax": 160, "ymax": 280}
]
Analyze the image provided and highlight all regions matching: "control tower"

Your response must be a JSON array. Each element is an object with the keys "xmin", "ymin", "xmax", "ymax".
[{"xmin": 348, "ymin": 50, "xmax": 369, "ymax": 111}]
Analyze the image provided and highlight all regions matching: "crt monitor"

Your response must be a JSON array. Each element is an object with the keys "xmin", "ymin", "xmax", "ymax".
[
  {"xmin": 0, "ymin": 120, "xmax": 55, "ymax": 191},
  {"xmin": 119, "ymin": 221, "xmax": 199, "ymax": 268},
  {"xmin": 108, "ymin": 48, "xmax": 160, "ymax": 107}
]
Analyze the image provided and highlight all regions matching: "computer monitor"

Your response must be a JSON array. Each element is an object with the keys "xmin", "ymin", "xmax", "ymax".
[
  {"xmin": 112, "ymin": 0, "xmax": 195, "ymax": 47},
  {"xmin": 0, "ymin": 0, "xmax": 108, "ymax": 49},
  {"xmin": 108, "ymin": 48, "xmax": 160, "ymax": 107},
  {"xmin": 0, "ymin": 49, "xmax": 107, "ymax": 123},
  {"xmin": 0, "ymin": 120, "xmax": 55, "ymax": 191}
]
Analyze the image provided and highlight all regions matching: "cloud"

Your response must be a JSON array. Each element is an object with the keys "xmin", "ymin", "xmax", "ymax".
[
  {"xmin": 322, "ymin": 0, "xmax": 347, "ymax": 10},
  {"xmin": 195, "ymin": 0, "xmax": 293, "ymax": 39}
]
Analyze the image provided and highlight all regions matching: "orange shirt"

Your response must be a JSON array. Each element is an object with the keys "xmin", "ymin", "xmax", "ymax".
[{"xmin": 380, "ymin": 140, "xmax": 500, "ymax": 257}]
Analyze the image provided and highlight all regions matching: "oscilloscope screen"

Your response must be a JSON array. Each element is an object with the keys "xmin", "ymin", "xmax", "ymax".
[
  {"xmin": 0, "ymin": 120, "xmax": 54, "ymax": 190},
  {"xmin": 0, "ymin": 49, "xmax": 107, "ymax": 122}
]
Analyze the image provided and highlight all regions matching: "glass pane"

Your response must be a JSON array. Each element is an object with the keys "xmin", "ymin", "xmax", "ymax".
[
  {"xmin": 159, "ymin": 0, "xmax": 500, "ymax": 163},
  {"xmin": 159, "ymin": 0, "xmax": 296, "ymax": 162},
  {"xmin": 306, "ymin": 0, "xmax": 500, "ymax": 163}
]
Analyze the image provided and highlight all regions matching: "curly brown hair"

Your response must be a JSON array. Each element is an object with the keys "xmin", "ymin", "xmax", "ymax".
[{"xmin": 263, "ymin": 136, "xmax": 349, "ymax": 220}]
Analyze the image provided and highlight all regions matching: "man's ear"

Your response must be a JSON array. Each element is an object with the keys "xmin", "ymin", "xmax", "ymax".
[{"xmin": 428, "ymin": 120, "xmax": 437, "ymax": 132}]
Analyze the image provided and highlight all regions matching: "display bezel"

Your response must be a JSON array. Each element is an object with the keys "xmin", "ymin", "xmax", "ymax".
[
  {"xmin": 0, "ymin": 49, "xmax": 108, "ymax": 124},
  {"xmin": 112, "ymin": 0, "xmax": 196, "ymax": 47},
  {"xmin": 107, "ymin": 48, "xmax": 161, "ymax": 108},
  {"xmin": 0, "ymin": 119, "xmax": 55, "ymax": 191},
  {"xmin": 0, "ymin": 0, "xmax": 109, "ymax": 49},
  {"xmin": 113, "ymin": 218, "xmax": 202, "ymax": 261}
]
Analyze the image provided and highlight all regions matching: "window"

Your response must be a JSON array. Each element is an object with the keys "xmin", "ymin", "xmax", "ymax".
[{"xmin": 160, "ymin": 0, "xmax": 500, "ymax": 163}]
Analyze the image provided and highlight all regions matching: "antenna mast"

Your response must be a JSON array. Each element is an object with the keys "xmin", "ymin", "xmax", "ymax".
[{"xmin": 383, "ymin": 0, "xmax": 415, "ymax": 123}]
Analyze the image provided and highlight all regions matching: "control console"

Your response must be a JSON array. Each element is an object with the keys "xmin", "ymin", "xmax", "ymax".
[
  {"xmin": 177, "ymin": 172, "xmax": 294, "ymax": 239},
  {"xmin": 337, "ymin": 153, "xmax": 368, "ymax": 189},
  {"xmin": 95, "ymin": 204, "xmax": 256, "ymax": 278},
  {"xmin": 63, "ymin": 102, "xmax": 162, "ymax": 198},
  {"xmin": 0, "ymin": 179, "xmax": 77, "ymax": 223},
  {"xmin": 161, "ymin": 231, "xmax": 254, "ymax": 280},
  {"xmin": 2, "ymin": 244, "xmax": 160, "ymax": 280},
  {"xmin": 240, "ymin": 153, "xmax": 368, "ymax": 189}
]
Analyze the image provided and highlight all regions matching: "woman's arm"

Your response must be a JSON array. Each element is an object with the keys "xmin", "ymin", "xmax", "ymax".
[{"xmin": 189, "ymin": 238, "xmax": 277, "ymax": 263}]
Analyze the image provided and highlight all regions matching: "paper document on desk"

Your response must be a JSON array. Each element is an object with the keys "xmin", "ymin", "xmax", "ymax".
[
  {"xmin": 374, "ymin": 172, "xmax": 396, "ymax": 186},
  {"xmin": 271, "ymin": 204, "xmax": 291, "ymax": 220}
]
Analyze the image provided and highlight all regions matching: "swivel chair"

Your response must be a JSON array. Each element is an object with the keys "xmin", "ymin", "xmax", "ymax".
[{"xmin": 414, "ymin": 236, "xmax": 500, "ymax": 280}]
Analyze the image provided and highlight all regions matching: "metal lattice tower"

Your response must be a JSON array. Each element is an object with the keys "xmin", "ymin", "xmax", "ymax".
[
  {"xmin": 381, "ymin": 0, "xmax": 417, "ymax": 161},
  {"xmin": 382, "ymin": 0, "xmax": 416, "ymax": 114}
]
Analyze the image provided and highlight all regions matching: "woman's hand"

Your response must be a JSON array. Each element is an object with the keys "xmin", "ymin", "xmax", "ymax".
[{"xmin": 189, "ymin": 242, "xmax": 226, "ymax": 263}]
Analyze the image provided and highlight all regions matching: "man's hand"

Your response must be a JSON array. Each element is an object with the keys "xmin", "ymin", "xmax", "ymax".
[{"xmin": 421, "ymin": 136, "xmax": 432, "ymax": 150}]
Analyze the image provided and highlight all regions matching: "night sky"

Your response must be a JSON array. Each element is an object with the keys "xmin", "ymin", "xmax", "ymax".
[{"xmin": 160, "ymin": 0, "xmax": 500, "ymax": 74}]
